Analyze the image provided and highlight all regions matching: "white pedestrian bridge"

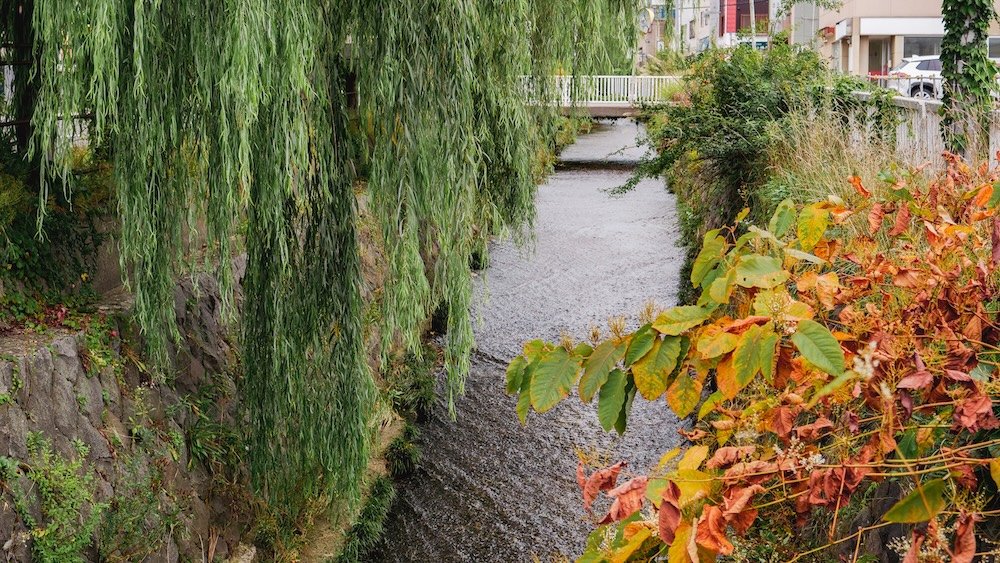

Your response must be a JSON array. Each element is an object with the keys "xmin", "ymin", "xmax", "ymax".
[{"xmin": 523, "ymin": 75, "xmax": 681, "ymax": 118}]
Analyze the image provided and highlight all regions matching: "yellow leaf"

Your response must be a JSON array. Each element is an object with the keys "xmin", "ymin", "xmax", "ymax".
[
  {"xmin": 667, "ymin": 375, "xmax": 703, "ymax": 418},
  {"xmin": 668, "ymin": 523, "xmax": 694, "ymax": 563},
  {"xmin": 658, "ymin": 448, "xmax": 682, "ymax": 468},
  {"xmin": 797, "ymin": 202, "xmax": 830, "ymax": 251},
  {"xmin": 678, "ymin": 445, "xmax": 709, "ymax": 471},
  {"xmin": 697, "ymin": 326, "xmax": 738, "ymax": 359},
  {"xmin": 611, "ymin": 527, "xmax": 651, "ymax": 563},
  {"xmin": 674, "ymin": 469, "xmax": 713, "ymax": 506},
  {"xmin": 991, "ymin": 459, "xmax": 1000, "ymax": 488}
]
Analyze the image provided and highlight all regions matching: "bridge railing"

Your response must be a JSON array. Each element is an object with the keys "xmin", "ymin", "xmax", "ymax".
[{"xmin": 522, "ymin": 75, "xmax": 682, "ymax": 106}]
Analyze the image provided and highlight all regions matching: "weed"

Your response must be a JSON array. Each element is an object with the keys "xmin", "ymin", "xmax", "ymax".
[
  {"xmin": 335, "ymin": 475, "xmax": 396, "ymax": 563},
  {"xmin": 385, "ymin": 423, "xmax": 421, "ymax": 478},
  {"xmin": 10, "ymin": 432, "xmax": 106, "ymax": 562},
  {"xmin": 98, "ymin": 454, "xmax": 178, "ymax": 562}
]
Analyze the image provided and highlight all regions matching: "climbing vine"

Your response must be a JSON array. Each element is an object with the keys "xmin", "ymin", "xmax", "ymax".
[
  {"xmin": 11, "ymin": 0, "xmax": 640, "ymax": 519},
  {"xmin": 940, "ymin": 0, "xmax": 999, "ymax": 155}
]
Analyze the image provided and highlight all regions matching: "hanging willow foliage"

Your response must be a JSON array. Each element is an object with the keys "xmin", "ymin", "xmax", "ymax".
[{"xmin": 13, "ymin": 0, "xmax": 639, "ymax": 516}]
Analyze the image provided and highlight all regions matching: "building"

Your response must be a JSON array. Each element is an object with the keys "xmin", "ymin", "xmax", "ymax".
[
  {"xmin": 638, "ymin": 1, "xmax": 671, "ymax": 65},
  {"xmin": 793, "ymin": 0, "xmax": 1000, "ymax": 76},
  {"xmin": 671, "ymin": 0, "xmax": 777, "ymax": 55}
]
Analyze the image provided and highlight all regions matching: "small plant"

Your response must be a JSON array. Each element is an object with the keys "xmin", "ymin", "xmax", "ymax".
[
  {"xmin": 11, "ymin": 432, "xmax": 106, "ymax": 562},
  {"xmin": 98, "ymin": 454, "xmax": 176, "ymax": 562},
  {"xmin": 336, "ymin": 475, "xmax": 396, "ymax": 563},
  {"xmin": 385, "ymin": 423, "xmax": 421, "ymax": 478}
]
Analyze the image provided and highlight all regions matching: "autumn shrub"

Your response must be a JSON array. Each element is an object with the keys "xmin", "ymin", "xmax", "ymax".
[
  {"xmin": 637, "ymin": 45, "xmax": 899, "ymax": 304},
  {"xmin": 508, "ymin": 156, "xmax": 1000, "ymax": 561}
]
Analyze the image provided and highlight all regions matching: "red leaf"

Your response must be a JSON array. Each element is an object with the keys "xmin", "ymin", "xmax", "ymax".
[
  {"xmin": 945, "ymin": 369, "xmax": 973, "ymax": 382},
  {"xmin": 771, "ymin": 406, "xmax": 797, "ymax": 441},
  {"xmin": 889, "ymin": 203, "xmax": 911, "ymax": 236},
  {"xmin": 868, "ymin": 202, "xmax": 885, "ymax": 235},
  {"xmin": 695, "ymin": 504, "xmax": 734, "ymax": 556},
  {"xmin": 993, "ymin": 216, "xmax": 1000, "ymax": 267},
  {"xmin": 582, "ymin": 461, "xmax": 625, "ymax": 512},
  {"xmin": 902, "ymin": 529, "xmax": 925, "ymax": 563},
  {"xmin": 598, "ymin": 476, "xmax": 648, "ymax": 525},
  {"xmin": 795, "ymin": 417, "xmax": 834, "ymax": 442},
  {"xmin": 576, "ymin": 461, "xmax": 586, "ymax": 490},
  {"xmin": 658, "ymin": 481, "xmax": 682, "ymax": 544},
  {"xmin": 951, "ymin": 463, "xmax": 977, "ymax": 489},
  {"xmin": 722, "ymin": 484, "xmax": 765, "ymax": 517},
  {"xmin": 950, "ymin": 512, "xmax": 981, "ymax": 563},
  {"xmin": 953, "ymin": 393, "xmax": 1000, "ymax": 432},
  {"xmin": 897, "ymin": 370, "xmax": 933, "ymax": 390},
  {"xmin": 706, "ymin": 446, "xmax": 756, "ymax": 470}
]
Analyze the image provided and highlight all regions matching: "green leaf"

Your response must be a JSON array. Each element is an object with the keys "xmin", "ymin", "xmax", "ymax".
[
  {"xmin": 769, "ymin": 199, "xmax": 797, "ymax": 238},
  {"xmin": 579, "ymin": 340, "xmax": 624, "ymax": 403},
  {"xmin": 708, "ymin": 267, "xmax": 737, "ymax": 304},
  {"xmin": 883, "ymin": 479, "xmax": 947, "ymax": 523},
  {"xmin": 730, "ymin": 324, "xmax": 778, "ymax": 395},
  {"xmin": 505, "ymin": 356, "xmax": 528, "ymax": 395},
  {"xmin": 633, "ymin": 336, "xmax": 683, "ymax": 400},
  {"xmin": 529, "ymin": 348, "xmax": 581, "ymax": 413},
  {"xmin": 797, "ymin": 203, "xmax": 830, "ymax": 251},
  {"xmin": 698, "ymin": 390, "xmax": 724, "ymax": 420},
  {"xmin": 615, "ymin": 378, "xmax": 637, "ymax": 435},
  {"xmin": 989, "ymin": 180, "xmax": 1000, "ymax": 208},
  {"xmin": 598, "ymin": 369, "xmax": 627, "ymax": 432},
  {"xmin": 692, "ymin": 232, "xmax": 726, "ymax": 287},
  {"xmin": 516, "ymin": 390, "xmax": 532, "ymax": 425},
  {"xmin": 653, "ymin": 306, "xmax": 711, "ymax": 336},
  {"xmin": 791, "ymin": 319, "xmax": 845, "ymax": 376},
  {"xmin": 735, "ymin": 255, "xmax": 790, "ymax": 289},
  {"xmin": 666, "ymin": 375, "xmax": 702, "ymax": 418},
  {"xmin": 625, "ymin": 324, "xmax": 657, "ymax": 366}
]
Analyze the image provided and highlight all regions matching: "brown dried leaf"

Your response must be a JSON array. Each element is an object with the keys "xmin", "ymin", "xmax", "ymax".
[
  {"xmin": 868, "ymin": 202, "xmax": 885, "ymax": 235},
  {"xmin": 695, "ymin": 505, "xmax": 734, "ymax": 556},
  {"xmin": 706, "ymin": 446, "xmax": 756, "ymax": 470},
  {"xmin": 889, "ymin": 203, "xmax": 911, "ymax": 237},
  {"xmin": 658, "ymin": 481, "xmax": 682, "ymax": 544},
  {"xmin": 583, "ymin": 461, "xmax": 625, "ymax": 512},
  {"xmin": 599, "ymin": 476, "xmax": 648, "ymax": 525},
  {"xmin": 950, "ymin": 512, "xmax": 981, "ymax": 563}
]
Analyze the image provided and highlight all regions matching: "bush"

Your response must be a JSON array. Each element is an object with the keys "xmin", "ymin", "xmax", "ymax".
[{"xmin": 508, "ymin": 156, "xmax": 1000, "ymax": 561}]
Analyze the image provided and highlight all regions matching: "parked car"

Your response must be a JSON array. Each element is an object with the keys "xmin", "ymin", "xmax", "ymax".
[{"xmin": 884, "ymin": 56, "xmax": 944, "ymax": 99}]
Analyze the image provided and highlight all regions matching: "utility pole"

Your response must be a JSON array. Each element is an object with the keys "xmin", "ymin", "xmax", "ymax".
[{"xmin": 749, "ymin": 0, "xmax": 757, "ymax": 44}]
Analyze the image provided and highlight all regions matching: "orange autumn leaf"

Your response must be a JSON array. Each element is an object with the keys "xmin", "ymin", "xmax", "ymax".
[
  {"xmin": 695, "ymin": 505, "xmax": 734, "ymax": 556},
  {"xmin": 705, "ymin": 446, "xmax": 756, "ymax": 470},
  {"xmin": 849, "ymin": 175, "xmax": 871, "ymax": 197},
  {"xmin": 599, "ymin": 476, "xmax": 648, "ymax": 525},
  {"xmin": 582, "ymin": 461, "xmax": 625, "ymax": 512},
  {"xmin": 658, "ymin": 481, "xmax": 682, "ymax": 544}
]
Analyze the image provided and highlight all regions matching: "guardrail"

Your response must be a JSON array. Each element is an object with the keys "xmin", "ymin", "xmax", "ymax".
[{"xmin": 523, "ymin": 75, "xmax": 681, "ymax": 106}]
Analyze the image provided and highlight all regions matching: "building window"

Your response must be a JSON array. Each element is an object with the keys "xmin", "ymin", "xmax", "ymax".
[
  {"xmin": 689, "ymin": 19, "xmax": 695, "ymax": 38},
  {"xmin": 989, "ymin": 37, "xmax": 1000, "ymax": 59},
  {"xmin": 902, "ymin": 36, "xmax": 943, "ymax": 57}
]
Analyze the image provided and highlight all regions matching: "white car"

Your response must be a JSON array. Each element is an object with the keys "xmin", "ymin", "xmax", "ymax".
[{"xmin": 884, "ymin": 56, "xmax": 944, "ymax": 99}]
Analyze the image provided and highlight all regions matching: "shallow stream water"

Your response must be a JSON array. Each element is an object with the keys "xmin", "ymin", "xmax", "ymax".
[{"xmin": 376, "ymin": 120, "xmax": 687, "ymax": 561}]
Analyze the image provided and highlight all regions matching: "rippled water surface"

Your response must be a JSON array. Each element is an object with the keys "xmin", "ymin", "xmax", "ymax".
[{"xmin": 376, "ymin": 120, "xmax": 688, "ymax": 562}]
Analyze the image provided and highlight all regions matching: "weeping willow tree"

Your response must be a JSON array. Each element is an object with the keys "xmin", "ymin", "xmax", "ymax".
[{"xmin": 12, "ymin": 0, "xmax": 638, "ymax": 517}]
